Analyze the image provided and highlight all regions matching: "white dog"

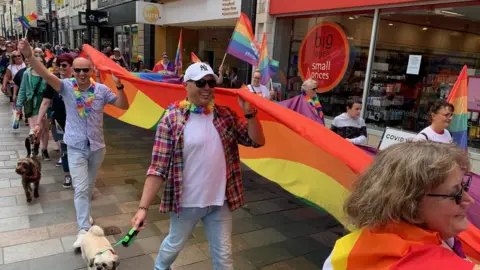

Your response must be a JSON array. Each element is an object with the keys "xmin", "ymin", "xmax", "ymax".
[{"xmin": 81, "ymin": 225, "xmax": 120, "ymax": 270}]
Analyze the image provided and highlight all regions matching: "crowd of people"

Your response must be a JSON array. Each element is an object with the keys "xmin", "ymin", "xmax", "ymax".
[{"xmin": 1, "ymin": 35, "xmax": 477, "ymax": 269}]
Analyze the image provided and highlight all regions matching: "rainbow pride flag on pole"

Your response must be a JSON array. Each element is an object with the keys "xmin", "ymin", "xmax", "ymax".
[
  {"xmin": 190, "ymin": 52, "xmax": 201, "ymax": 63},
  {"xmin": 258, "ymin": 32, "xmax": 279, "ymax": 85},
  {"xmin": 175, "ymin": 30, "xmax": 183, "ymax": 76},
  {"xmin": 447, "ymin": 65, "xmax": 468, "ymax": 149},
  {"xmin": 226, "ymin": 13, "xmax": 260, "ymax": 66},
  {"xmin": 17, "ymin": 12, "xmax": 38, "ymax": 29}
]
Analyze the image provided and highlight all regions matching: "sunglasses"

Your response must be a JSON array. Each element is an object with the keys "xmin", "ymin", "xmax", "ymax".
[
  {"xmin": 12, "ymin": 55, "xmax": 21, "ymax": 58},
  {"xmin": 73, "ymin": 68, "xmax": 91, "ymax": 73},
  {"xmin": 426, "ymin": 173, "xmax": 472, "ymax": 205},
  {"xmin": 59, "ymin": 63, "xmax": 69, "ymax": 68},
  {"xmin": 189, "ymin": 79, "xmax": 217, "ymax": 88}
]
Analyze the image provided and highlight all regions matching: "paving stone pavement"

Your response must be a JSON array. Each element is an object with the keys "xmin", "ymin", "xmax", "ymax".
[{"xmin": 0, "ymin": 97, "xmax": 345, "ymax": 269}]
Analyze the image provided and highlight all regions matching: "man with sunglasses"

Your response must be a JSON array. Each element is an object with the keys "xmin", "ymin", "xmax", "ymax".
[
  {"xmin": 18, "ymin": 38, "xmax": 129, "ymax": 249},
  {"xmin": 131, "ymin": 62, "xmax": 265, "ymax": 270}
]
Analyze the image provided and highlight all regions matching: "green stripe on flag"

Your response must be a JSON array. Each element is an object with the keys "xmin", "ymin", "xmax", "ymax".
[{"xmin": 449, "ymin": 113, "xmax": 468, "ymax": 132}]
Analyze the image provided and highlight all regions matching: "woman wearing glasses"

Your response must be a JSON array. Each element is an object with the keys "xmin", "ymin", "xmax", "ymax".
[
  {"xmin": 415, "ymin": 100, "xmax": 454, "ymax": 143},
  {"xmin": 324, "ymin": 141, "xmax": 480, "ymax": 269},
  {"xmin": 2, "ymin": 51, "xmax": 26, "ymax": 102},
  {"xmin": 16, "ymin": 54, "xmax": 50, "ymax": 159}
]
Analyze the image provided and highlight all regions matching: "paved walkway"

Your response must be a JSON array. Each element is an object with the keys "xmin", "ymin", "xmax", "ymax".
[{"xmin": 0, "ymin": 96, "xmax": 343, "ymax": 270}]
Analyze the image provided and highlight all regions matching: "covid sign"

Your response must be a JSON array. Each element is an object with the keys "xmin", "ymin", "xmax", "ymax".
[{"xmin": 298, "ymin": 22, "xmax": 350, "ymax": 93}]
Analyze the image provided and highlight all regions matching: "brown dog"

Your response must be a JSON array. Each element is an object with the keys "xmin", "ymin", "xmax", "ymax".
[{"xmin": 15, "ymin": 157, "xmax": 41, "ymax": 203}]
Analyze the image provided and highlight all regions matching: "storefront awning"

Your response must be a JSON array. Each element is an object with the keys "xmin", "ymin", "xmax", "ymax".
[{"xmin": 270, "ymin": 0, "xmax": 438, "ymax": 15}]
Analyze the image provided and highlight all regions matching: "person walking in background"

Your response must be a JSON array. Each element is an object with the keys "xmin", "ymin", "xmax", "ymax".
[
  {"xmin": 247, "ymin": 70, "xmax": 275, "ymax": 100},
  {"xmin": 18, "ymin": 38, "xmax": 130, "ymax": 249},
  {"xmin": 2, "ymin": 51, "xmax": 26, "ymax": 102},
  {"xmin": 133, "ymin": 56, "xmax": 151, "ymax": 73},
  {"xmin": 131, "ymin": 62, "xmax": 265, "ymax": 270},
  {"xmin": 16, "ymin": 54, "xmax": 50, "ymax": 159},
  {"xmin": 110, "ymin": 48, "xmax": 129, "ymax": 70},
  {"xmin": 34, "ymin": 53, "xmax": 74, "ymax": 188},
  {"xmin": 331, "ymin": 101, "xmax": 367, "ymax": 145},
  {"xmin": 153, "ymin": 52, "xmax": 175, "ymax": 74},
  {"xmin": 415, "ymin": 99, "xmax": 454, "ymax": 143}
]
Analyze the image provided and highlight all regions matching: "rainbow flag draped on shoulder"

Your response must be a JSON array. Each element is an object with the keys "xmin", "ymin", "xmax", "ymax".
[
  {"xmin": 226, "ymin": 13, "xmax": 260, "ymax": 66},
  {"xmin": 324, "ymin": 222, "xmax": 480, "ymax": 269},
  {"xmin": 447, "ymin": 65, "xmax": 468, "ymax": 149}
]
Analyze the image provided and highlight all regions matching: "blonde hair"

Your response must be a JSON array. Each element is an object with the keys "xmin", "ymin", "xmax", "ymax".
[
  {"xmin": 301, "ymin": 78, "xmax": 317, "ymax": 91},
  {"xmin": 344, "ymin": 141, "xmax": 470, "ymax": 229}
]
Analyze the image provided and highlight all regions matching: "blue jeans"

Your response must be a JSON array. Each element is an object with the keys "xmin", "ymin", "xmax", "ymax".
[
  {"xmin": 68, "ymin": 146, "xmax": 105, "ymax": 231},
  {"xmin": 155, "ymin": 203, "xmax": 233, "ymax": 270}
]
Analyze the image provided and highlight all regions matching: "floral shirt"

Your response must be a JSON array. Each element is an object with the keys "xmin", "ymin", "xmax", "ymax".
[{"xmin": 147, "ymin": 105, "xmax": 260, "ymax": 214}]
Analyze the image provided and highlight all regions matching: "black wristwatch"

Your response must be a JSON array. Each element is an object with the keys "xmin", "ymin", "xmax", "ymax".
[
  {"xmin": 116, "ymin": 84, "xmax": 124, "ymax": 90},
  {"xmin": 245, "ymin": 109, "xmax": 258, "ymax": 119}
]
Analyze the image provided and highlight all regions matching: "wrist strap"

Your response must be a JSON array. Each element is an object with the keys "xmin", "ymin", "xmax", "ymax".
[{"xmin": 138, "ymin": 206, "xmax": 149, "ymax": 211}]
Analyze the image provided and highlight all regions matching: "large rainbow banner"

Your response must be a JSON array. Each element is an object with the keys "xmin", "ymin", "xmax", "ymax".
[{"xmin": 83, "ymin": 45, "xmax": 372, "ymax": 227}]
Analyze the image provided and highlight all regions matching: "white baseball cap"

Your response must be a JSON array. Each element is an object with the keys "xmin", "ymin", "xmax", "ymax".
[{"xmin": 184, "ymin": 62, "xmax": 218, "ymax": 81}]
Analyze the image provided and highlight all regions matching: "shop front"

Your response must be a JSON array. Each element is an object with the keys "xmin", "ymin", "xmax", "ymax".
[
  {"xmin": 269, "ymin": 0, "xmax": 480, "ymax": 149},
  {"xmin": 145, "ymin": 0, "xmax": 253, "ymax": 86},
  {"xmin": 71, "ymin": 14, "xmax": 87, "ymax": 49},
  {"xmin": 98, "ymin": 0, "xmax": 152, "ymax": 71}
]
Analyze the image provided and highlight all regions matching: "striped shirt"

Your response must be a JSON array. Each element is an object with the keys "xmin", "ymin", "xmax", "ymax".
[
  {"xmin": 147, "ymin": 105, "xmax": 261, "ymax": 214},
  {"xmin": 60, "ymin": 79, "xmax": 118, "ymax": 151}
]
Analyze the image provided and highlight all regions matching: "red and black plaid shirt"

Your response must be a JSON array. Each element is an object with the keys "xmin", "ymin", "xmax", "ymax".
[{"xmin": 147, "ymin": 105, "xmax": 260, "ymax": 214}]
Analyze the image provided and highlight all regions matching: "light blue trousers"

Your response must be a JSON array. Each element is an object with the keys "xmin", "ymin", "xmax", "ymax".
[
  {"xmin": 155, "ymin": 203, "xmax": 233, "ymax": 270},
  {"xmin": 68, "ymin": 146, "xmax": 105, "ymax": 231}
]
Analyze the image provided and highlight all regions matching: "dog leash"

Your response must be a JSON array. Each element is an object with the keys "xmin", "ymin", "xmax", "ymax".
[{"xmin": 99, "ymin": 222, "xmax": 143, "ymax": 255}]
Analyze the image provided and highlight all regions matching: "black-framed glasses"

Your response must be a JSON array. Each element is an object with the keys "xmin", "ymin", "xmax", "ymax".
[
  {"xmin": 73, "ymin": 68, "xmax": 90, "ymax": 73},
  {"xmin": 59, "ymin": 63, "xmax": 69, "ymax": 68},
  {"xmin": 188, "ymin": 79, "xmax": 216, "ymax": 88},
  {"xmin": 426, "ymin": 173, "xmax": 472, "ymax": 205}
]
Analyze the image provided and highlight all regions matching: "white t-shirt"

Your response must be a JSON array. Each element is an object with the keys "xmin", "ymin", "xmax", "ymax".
[
  {"xmin": 181, "ymin": 113, "xmax": 227, "ymax": 207},
  {"xmin": 415, "ymin": 126, "xmax": 452, "ymax": 143},
  {"xmin": 248, "ymin": 84, "xmax": 269, "ymax": 98},
  {"xmin": 8, "ymin": 63, "xmax": 26, "ymax": 78}
]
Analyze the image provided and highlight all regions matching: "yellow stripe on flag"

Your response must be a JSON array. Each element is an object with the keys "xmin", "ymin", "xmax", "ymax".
[
  {"xmin": 118, "ymin": 91, "xmax": 164, "ymax": 129},
  {"xmin": 241, "ymin": 158, "xmax": 351, "ymax": 229},
  {"xmin": 330, "ymin": 229, "xmax": 363, "ymax": 270}
]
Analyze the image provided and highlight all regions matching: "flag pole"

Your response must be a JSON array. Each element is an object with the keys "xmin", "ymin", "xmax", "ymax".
[{"xmin": 220, "ymin": 53, "xmax": 227, "ymax": 67}]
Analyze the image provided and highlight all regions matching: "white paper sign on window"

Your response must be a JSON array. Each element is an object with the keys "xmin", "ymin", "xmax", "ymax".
[{"xmin": 406, "ymin": 55, "xmax": 422, "ymax": 75}]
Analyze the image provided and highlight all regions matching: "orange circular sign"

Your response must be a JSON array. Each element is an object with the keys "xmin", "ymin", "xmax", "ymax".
[{"xmin": 298, "ymin": 22, "xmax": 350, "ymax": 93}]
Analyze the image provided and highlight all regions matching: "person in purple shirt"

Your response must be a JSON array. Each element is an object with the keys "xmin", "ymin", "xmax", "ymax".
[{"xmin": 17, "ymin": 38, "xmax": 130, "ymax": 249}]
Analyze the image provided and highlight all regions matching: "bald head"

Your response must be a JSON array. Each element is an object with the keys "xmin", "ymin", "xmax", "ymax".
[{"xmin": 72, "ymin": 57, "xmax": 92, "ymax": 68}]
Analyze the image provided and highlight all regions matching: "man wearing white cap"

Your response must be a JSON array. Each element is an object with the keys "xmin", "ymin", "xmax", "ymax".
[{"xmin": 132, "ymin": 62, "xmax": 265, "ymax": 270}]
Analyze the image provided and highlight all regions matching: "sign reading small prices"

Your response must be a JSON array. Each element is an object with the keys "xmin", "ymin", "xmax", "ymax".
[{"xmin": 298, "ymin": 22, "xmax": 350, "ymax": 93}]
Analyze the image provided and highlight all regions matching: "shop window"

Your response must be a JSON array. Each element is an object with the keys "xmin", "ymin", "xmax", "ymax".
[
  {"xmin": 368, "ymin": 5, "xmax": 480, "ymax": 147},
  {"xmin": 272, "ymin": 13, "xmax": 373, "ymax": 116}
]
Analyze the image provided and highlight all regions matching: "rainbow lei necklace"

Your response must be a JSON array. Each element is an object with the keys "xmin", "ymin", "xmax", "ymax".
[
  {"xmin": 71, "ymin": 78, "xmax": 96, "ymax": 117},
  {"xmin": 303, "ymin": 93, "xmax": 324, "ymax": 119},
  {"xmin": 169, "ymin": 99, "xmax": 214, "ymax": 115}
]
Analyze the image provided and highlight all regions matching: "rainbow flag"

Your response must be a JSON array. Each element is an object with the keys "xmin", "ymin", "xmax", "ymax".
[
  {"xmin": 175, "ymin": 30, "xmax": 183, "ymax": 76},
  {"xmin": 18, "ymin": 12, "xmax": 38, "ymax": 29},
  {"xmin": 83, "ymin": 44, "xmax": 371, "ymax": 225},
  {"xmin": 324, "ymin": 221, "xmax": 480, "ymax": 269},
  {"xmin": 190, "ymin": 52, "xmax": 201, "ymax": 63},
  {"xmin": 258, "ymin": 32, "xmax": 279, "ymax": 85},
  {"xmin": 447, "ymin": 65, "xmax": 468, "ymax": 149},
  {"xmin": 226, "ymin": 13, "xmax": 260, "ymax": 66}
]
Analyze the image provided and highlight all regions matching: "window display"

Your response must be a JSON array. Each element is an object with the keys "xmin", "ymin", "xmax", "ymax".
[{"xmin": 367, "ymin": 6, "xmax": 480, "ymax": 147}]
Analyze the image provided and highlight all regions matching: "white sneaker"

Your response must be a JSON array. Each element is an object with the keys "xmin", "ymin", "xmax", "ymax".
[
  {"xmin": 89, "ymin": 216, "xmax": 94, "ymax": 225},
  {"xmin": 72, "ymin": 230, "xmax": 87, "ymax": 249}
]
